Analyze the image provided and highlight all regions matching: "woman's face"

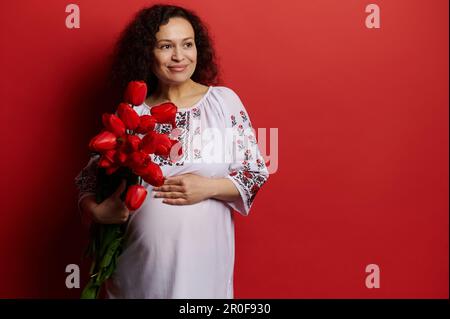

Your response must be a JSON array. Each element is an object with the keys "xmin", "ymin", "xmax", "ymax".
[{"xmin": 152, "ymin": 17, "xmax": 197, "ymax": 85}]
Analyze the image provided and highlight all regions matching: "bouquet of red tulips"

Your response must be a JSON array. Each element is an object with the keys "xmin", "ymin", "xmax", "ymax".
[{"xmin": 80, "ymin": 80, "xmax": 181, "ymax": 299}]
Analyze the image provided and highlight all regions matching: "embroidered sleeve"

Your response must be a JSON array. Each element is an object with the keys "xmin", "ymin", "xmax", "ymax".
[
  {"xmin": 223, "ymin": 88, "xmax": 269, "ymax": 216},
  {"xmin": 74, "ymin": 154, "xmax": 100, "ymax": 213}
]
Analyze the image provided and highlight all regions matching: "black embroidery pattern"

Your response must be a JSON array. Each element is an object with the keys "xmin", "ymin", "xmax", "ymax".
[
  {"xmin": 228, "ymin": 108, "xmax": 269, "ymax": 211},
  {"xmin": 239, "ymin": 110, "xmax": 252, "ymax": 128},
  {"xmin": 152, "ymin": 111, "xmax": 190, "ymax": 166},
  {"xmin": 240, "ymin": 110, "xmax": 248, "ymax": 122},
  {"xmin": 192, "ymin": 107, "xmax": 201, "ymax": 118},
  {"xmin": 229, "ymin": 169, "xmax": 268, "ymax": 209},
  {"xmin": 74, "ymin": 154, "xmax": 100, "ymax": 200},
  {"xmin": 244, "ymin": 149, "xmax": 253, "ymax": 161},
  {"xmin": 236, "ymin": 139, "xmax": 245, "ymax": 152},
  {"xmin": 256, "ymin": 158, "xmax": 266, "ymax": 170},
  {"xmin": 248, "ymin": 134, "xmax": 257, "ymax": 146},
  {"xmin": 155, "ymin": 123, "xmax": 172, "ymax": 135},
  {"xmin": 193, "ymin": 148, "xmax": 202, "ymax": 160},
  {"xmin": 231, "ymin": 115, "xmax": 237, "ymax": 127},
  {"xmin": 237, "ymin": 124, "xmax": 244, "ymax": 136}
]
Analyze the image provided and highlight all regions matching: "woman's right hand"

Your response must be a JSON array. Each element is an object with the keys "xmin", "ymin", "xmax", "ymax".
[{"xmin": 85, "ymin": 179, "xmax": 131, "ymax": 224}]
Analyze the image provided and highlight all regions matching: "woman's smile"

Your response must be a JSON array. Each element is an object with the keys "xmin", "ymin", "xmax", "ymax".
[{"xmin": 168, "ymin": 65, "xmax": 188, "ymax": 72}]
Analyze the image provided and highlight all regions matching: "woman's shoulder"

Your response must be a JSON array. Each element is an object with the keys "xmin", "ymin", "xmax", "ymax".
[
  {"xmin": 209, "ymin": 85, "xmax": 246, "ymax": 111},
  {"xmin": 210, "ymin": 85, "xmax": 241, "ymax": 100},
  {"xmin": 207, "ymin": 86, "xmax": 250, "ymax": 126}
]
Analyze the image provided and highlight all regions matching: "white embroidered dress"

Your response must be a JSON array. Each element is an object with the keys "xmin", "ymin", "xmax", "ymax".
[{"xmin": 74, "ymin": 86, "xmax": 269, "ymax": 299}]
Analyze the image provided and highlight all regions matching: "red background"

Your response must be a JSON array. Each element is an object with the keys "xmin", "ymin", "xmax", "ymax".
[{"xmin": 0, "ymin": 0, "xmax": 448, "ymax": 298}]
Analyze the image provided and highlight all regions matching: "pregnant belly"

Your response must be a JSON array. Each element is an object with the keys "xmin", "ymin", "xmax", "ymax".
[
  {"xmin": 112, "ymin": 194, "xmax": 235, "ymax": 298},
  {"xmin": 124, "ymin": 194, "xmax": 233, "ymax": 246}
]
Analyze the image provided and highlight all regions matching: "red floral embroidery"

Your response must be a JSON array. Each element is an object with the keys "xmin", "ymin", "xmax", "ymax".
[
  {"xmin": 231, "ymin": 115, "xmax": 237, "ymax": 127},
  {"xmin": 240, "ymin": 110, "xmax": 248, "ymax": 122},
  {"xmin": 243, "ymin": 171, "xmax": 252, "ymax": 179}
]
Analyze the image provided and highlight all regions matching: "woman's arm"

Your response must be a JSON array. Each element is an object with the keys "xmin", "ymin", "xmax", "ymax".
[
  {"xmin": 208, "ymin": 177, "xmax": 241, "ymax": 202},
  {"xmin": 80, "ymin": 180, "xmax": 131, "ymax": 224}
]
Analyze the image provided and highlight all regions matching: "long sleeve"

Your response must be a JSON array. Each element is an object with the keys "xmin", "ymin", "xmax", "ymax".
[
  {"xmin": 221, "ymin": 88, "xmax": 269, "ymax": 216},
  {"xmin": 74, "ymin": 153, "xmax": 100, "ymax": 214}
]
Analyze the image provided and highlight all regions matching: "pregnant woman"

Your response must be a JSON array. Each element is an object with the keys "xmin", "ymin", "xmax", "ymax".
[{"xmin": 75, "ymin": 4, "xmax": 269, "ymax": 299}]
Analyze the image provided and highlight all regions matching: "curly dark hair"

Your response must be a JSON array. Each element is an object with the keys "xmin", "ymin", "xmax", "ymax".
[{"xmin": 107, "ymin": 3, "xmax": 223, "ymax": 103}]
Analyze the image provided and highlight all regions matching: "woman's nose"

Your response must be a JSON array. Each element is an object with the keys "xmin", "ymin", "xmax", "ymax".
[{"xmin": 172, "ymin": 46, "xmax": 183, "ymax": 60}]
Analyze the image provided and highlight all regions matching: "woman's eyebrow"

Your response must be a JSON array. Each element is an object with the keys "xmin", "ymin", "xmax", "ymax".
[{"xmin": 157, "ymin": 37, "xmax": 194, "ymax": 43}]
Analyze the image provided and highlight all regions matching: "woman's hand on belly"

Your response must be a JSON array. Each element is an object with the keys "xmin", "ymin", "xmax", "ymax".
[
  {"xmin": 152, "ymin": 173, "xmax": 215, "ymax": 205},
  {"xmin": 152, "ymin": 173, "xmax": 241, "ymax": 206}
]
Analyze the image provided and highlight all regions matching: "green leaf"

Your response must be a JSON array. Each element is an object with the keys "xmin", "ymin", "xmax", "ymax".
[
  {"xmin": 81, "ymin": 280, "xmax": 100, "ymax": 299},
  {"xmin": 100, "ymin": 237, "xmax": 123, "ymax": 268},
  {"xmin": 79, "ymin": 169, "xmax": 137, "ymax": 299}
]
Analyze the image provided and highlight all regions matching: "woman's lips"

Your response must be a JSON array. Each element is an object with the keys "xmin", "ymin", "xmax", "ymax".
[{"xmin": 168, "ymin": 65, "xmax": 187, "ymax": 72}]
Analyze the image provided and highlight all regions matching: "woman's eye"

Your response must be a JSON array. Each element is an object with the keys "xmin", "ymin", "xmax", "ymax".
[{"xmin": 160, "ymin": 43, "xmax": 193, "ymax": 49}]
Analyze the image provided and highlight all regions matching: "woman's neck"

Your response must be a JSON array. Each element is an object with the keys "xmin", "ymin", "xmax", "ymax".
[{"xmin": 151, "ymin": 80, "xmax": 197, "ymax": 102}]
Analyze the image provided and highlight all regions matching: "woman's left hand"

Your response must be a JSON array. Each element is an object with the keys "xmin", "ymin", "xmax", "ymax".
[{"xmin": 152, "ymin": 173, "xmax": 215, "ymax": 205}]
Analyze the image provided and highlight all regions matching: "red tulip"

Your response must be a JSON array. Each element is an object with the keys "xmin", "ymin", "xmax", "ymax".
[
  {"xmin": 124, "ymin": 81, "xmax": 148, "ymax": 106},
  {"xmin": 102, "ymin": 113, "xmax": 126, "ymax": 137},
  {"xmin": 141, "ymin": 131, "xmax": 173, "ymax": 156},
  {"xmin": 89, "ymin": 130, "xmax": 117, "ymax": 152},
  {"xmin": 114, "ymin": 150, "xmax": 128, "ymax": 165},
  {"xmin": 98, "ymin": 156, "xmax": 113, "ymax": 168},
  {"xmin": 105, "ymin": 164, "xmax": 120, "ymax": 175},
  {"xmin": 117, "ymin": 103, "xmax": 140, "ymax": 130},
  {"xmin": 135, "ymin": 115, "xmax": 156, "ymax": 134},
  {"xmin": 155, "ymin": 137, "xmax": 180, "ymax": 157},
  {"xmin": 142, "ymin": 162, "xmax": 165, "ymax": 186},
  {"xmin": 97, "ymin": 150, "xmax": 117, "ymax": 168},
  {"xmin": 132, "ymin": 162, "xmax": 153, "ymax": 176},
  {"xmin": 127, "ymin": 135, "xmax": 142, "ymax": 152},
  {"xmin": 155, "ymin": 140, "xmax": 175, "ymax": 157},
  {"xmin": 150, "ymin": 102, "xmax": 177, "ymax": 128},
  {"xmin": 125, "ymin": 185, "xmax": 148, "ymax": 211},
  {"xmin": 126, "ymin": 151, "xmax": 149, "ymax": 171},
  {"xmin": 116, "ymin": 136, "xmax": 129, "ymax": 153},
  {"xmin": 140, "ymin": 131, "xmax": 157, "ymax": 154},
  {"xmin": 169, "ymin": 139, "xmax": 183, "ymax": 159},
  {"xmin": 103, "ymin": 149, "xmax": 117, "ymax": 163}
]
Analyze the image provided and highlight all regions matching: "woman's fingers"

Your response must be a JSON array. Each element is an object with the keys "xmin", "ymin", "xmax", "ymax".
[
  {"xmin": 163, "ymin": 176, "xmax": 184, "ymax": 185},
  {"xmin": 120, "ymin": 211, "xmax": 130, "ymax": 223},
  {"xmin": 153, "ymin": 184, "xmax": 185, "ymax": 192},
  {"xmin": 162, "ymin": 198, "xmax": 189, "ymax": 205},
  {"xmin": 154, "ymin": 191, "xmax": 185, "ymax": 199}
]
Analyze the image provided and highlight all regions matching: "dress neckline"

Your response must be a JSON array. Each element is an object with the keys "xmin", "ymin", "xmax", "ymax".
[{"xmin": 143, "ymin": 85, "xmax": 213, "ymax": 113}]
